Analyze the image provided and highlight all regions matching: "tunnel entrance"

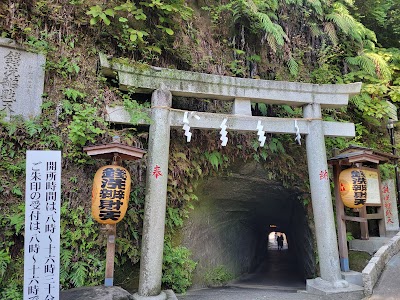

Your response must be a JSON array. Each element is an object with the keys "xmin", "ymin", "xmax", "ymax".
[
  {"xmin": 181, "ymin": 161, "xmax": 316, "ymax": 289},
  {"xmin": 228, "ymin": 231, "xmax": 305, "ymax": 290}
]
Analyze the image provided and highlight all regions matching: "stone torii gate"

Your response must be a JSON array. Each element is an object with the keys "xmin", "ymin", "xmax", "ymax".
[{"xmin": 99, "ymin": 54, "xmax": 363, "ymax": 299}]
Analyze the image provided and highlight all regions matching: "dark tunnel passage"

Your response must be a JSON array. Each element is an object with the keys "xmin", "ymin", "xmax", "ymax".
[{"xmin": 181, "ymin": 161, "xmax": 316, "ymax": 289}]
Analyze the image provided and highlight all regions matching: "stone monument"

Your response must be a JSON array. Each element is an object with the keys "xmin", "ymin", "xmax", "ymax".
[
  {"xmin": 0, "ymin": 38, "xmax": 45, "ymax": 121},
  {"xmin": 381, "ymin": 179, "xmax": 400, "ymax": 235}
]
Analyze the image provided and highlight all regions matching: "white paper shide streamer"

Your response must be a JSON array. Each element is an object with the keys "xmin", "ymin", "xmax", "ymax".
[
  {"xmin": 256, "ymin": 120, "xmax": 266, "ymax": 147},
  {"xmin": 294, "ymin": 120, "xmax": 301, "ymax": 145},
  {"xmin": 182, "ymin": 111, "xmax": 191, "ymax": 142},
  {"xmin": 220, "ymin": 118, "xmax": 228, "ymax": 146},
  {"xmin": 182, "ymin": 111, "xmax": 201, "ymax": 142}
]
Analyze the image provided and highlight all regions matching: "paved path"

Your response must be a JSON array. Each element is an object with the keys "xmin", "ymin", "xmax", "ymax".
[
  {"xmin": 177, "ymin": 286, "xmax": 332, "ymax": 300},
  {"xmin": 228, "ymin": 242, "xmax": 304, "ymax": 291},
  {"xmin": 178, "ymin": 234, "xmax": 318, "ymax": 300},
  {"xmin": 177, "ymin": 235, "xmax": 400, "ymax": 300},
  {"xmin": 365, "ymin": 252, "xmax": 400, "ymax": 300}
]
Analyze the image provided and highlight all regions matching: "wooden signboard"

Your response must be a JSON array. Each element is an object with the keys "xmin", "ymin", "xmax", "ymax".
[{"xmin": 364, "ymin": 169, "xmax": 381, "ymax": 205}]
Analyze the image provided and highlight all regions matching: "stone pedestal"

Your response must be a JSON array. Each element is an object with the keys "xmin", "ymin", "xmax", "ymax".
[
  {"xmin": 341, "ymin": 270, "xmax": 363, "ymax": 287},
  {"xmin": 306, "ymin": 278, "xmax": 364, "ymax": 299},
  {"xmin": 132, "ymin": 290, "xmax": 177, "ymax": 300}
]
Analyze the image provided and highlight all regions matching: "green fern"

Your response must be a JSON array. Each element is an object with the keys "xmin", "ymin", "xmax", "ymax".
[
  {"xmin": 71, "ymin": 261, "xmax": 88, "ymax": 287},
  {"xmin": 306, "ymin": 0, "xmax": 323, "ymax": 15},
  {"xmin": 207, "ymin": 0, "xmax": 286, "ymax": 52},
  {"xmin": 256, "ymin": 12, "xmax": 287, "ymax": 47},
  {"xmin": 324, "ymin": 22, "xmax": 338, "ymax": 45},
  {"xmin": 7, "ymin": 213, "xmax": 24, "ymax": 235},
  {"xmin": 245, "ymin": 0, "xmax": 258, "ymax": 12},
  {"xmin": 326, "ymin": 2, "xmax": 377, "ymax": 47},
  {"xmin": 24, "ymin": 119, "xmax": 43, "ymax": 137},
  {"xmin": 287, "ymin": 57, "xmax": 299, "ymax": 76},
  {"xmin": 0, "ymin": 250, "xmax": 10, "ymax": 278},
  {"xmin": 346, "ymin": 51, "xmax": 391, "ymax": 80},
  {"xmin": 346, "ymin": 55, "xmax": 376, "ymax": 76},
  {"xmin": 326, "ymin": 4, "xmax": 354, "ymax": 35},
  {"xmin": 265, "ymin": 33, "xmax": 278, "ymax": 52},
  {"xmin": 364, "ymin": 52, "xmax": 392, "ymax": 80},
  {"xmin": 60, "ymin": 249, "xmax": 73, "ymax": 268},
  {"xmin": 0, "ymin": 281, "xmax": 22, "ymax": 300},
  {"xmin": 350, "ymin": 93, "xmax": 371, "ymax": 112}
]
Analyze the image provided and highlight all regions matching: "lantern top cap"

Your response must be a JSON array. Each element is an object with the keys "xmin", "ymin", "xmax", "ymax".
[
  {"xmin": 328, "ymin": 145, "xmax": 398, "ymax": 166},
  {"xmin": 83, "ymin": 142, "xmax": 146, "ymax": 161}
]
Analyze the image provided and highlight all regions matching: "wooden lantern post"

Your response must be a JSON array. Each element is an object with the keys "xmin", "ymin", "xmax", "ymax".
[
  {"xmin": 329, "ymin": 145, "xmax": 398, "ymax": 272},
  {"xmin": 84, "ymin": 137, "xmax": 146, "ymax": 287}
]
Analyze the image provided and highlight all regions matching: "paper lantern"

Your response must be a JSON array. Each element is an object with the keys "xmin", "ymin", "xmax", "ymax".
[
  {"xmin": 91, "ymin": 165, "xmax": 131, "ymax": 224},
  {"xmin": 339, "ymin": 168, "xmax": 367, "ymax": 208}
]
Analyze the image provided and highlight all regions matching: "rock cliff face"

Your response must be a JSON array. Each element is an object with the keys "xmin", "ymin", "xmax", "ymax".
[{"xmin": 181, "ymin": 161, "xmax": 316, "ymax": 286}]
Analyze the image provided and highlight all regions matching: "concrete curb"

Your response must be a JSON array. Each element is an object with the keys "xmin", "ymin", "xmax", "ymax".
[{"xmin": 362, "ymin": 231, "xmax": 400, "ymax": 296}]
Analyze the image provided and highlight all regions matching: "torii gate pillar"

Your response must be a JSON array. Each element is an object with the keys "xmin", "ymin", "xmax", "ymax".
[
  {"xmin": 133, "ymin": 90, "xmax": 172, "ymax": 300},
  {"xmin": 304, "ymin": 104, "xmax": 348, "ymax": 292}
]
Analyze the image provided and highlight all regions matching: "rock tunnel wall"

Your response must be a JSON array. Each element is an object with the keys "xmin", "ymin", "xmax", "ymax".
[
  {"xmin": 181, "ymin": 161, "xmax": 316, "ymax": 287},
  {"xmin": 283, "ymin": 198, "xmax": 317, "ymax": 279}
]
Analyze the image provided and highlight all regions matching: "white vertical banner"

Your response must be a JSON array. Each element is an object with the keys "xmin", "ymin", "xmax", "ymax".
[{"xmin": 24, "ymin": 150, "xmax": 61, "ymax": 300}]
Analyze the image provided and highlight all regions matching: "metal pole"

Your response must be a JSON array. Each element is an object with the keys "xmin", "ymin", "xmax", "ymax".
[
  {"xmin": 134, "ymin": 89, "xmax": 171, "ymax": 300},
  {"xmin": 304, "ymin": 103, "xmax": 344, "ymax": 284}
]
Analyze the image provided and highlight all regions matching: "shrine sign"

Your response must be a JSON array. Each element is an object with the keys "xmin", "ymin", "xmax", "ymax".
[{"xmin": 24, "ymin": 150, "xmax": 61, "ymax": 300}]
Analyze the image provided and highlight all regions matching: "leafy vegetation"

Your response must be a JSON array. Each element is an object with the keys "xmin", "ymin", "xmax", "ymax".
[
  {"xmin": 162, "ymin": 240, "xmax": 197, "ymax": 293},
  {"xmin": 86, "ymin": 0, "xmax": 193, "ymax": 58},
  {"xmin": 204, "ymin": 265, "xmax": 234, "ymax": 287},
  {"xmin": 0, "ymin": 0, "xmax": 399, "ymax": 297}
]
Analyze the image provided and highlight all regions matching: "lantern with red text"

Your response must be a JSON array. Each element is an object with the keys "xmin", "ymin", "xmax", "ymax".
[
  {"xmin": 91, "ymin": 165, "xmax": 131, "ymax": 224},
  {"xmin": 339, "ymin": 168, "xmax": 367, "ymax": 208}
]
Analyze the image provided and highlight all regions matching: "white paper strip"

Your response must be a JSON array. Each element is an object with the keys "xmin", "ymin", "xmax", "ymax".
[
  {"xmin": 256, "ymin": 120, "xmax": 266, "ymax": 147},
  {"xmin": 182, "ymin": 111, "xmax": 191, "ymax": 142},
  {"xmin": 295, "ymin": 120, "xmax": 301, "ymax": 145},
  {"xmin": 220, "ymin": 118, "xmax": 228, "ymax": 146}
]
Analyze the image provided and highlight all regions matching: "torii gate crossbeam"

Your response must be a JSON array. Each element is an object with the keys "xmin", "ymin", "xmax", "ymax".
[{"xmin": 99, "ymin": 54, "xmax": 363, "ymax": 299}]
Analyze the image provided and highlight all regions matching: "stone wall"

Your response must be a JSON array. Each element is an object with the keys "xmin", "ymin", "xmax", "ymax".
[
  {"xmin": 288, "ymin": 199, "xmax": 316, "ymax": 279},
  {"xmin": 362, "ymin": 232, "xmax": 400, "ymax": 296}
]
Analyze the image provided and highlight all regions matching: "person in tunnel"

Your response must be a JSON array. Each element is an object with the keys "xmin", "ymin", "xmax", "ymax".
[{"xmin": 277, "ymin": 234, "xmax": 284, "ymax": 250}]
